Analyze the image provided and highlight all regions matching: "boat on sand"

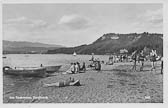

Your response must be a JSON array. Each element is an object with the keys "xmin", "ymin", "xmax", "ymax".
[{"xmin": 3, "ymin": 66, "xmax": 46, "ymax": 77}]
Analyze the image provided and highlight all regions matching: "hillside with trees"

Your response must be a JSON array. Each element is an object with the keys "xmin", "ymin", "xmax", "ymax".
[{"xmin": 47, "ymin": 32, "xmax": 163, "ymax": 55}]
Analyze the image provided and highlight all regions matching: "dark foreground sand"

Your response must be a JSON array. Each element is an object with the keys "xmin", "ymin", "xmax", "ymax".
[{"xmin": 3, "ymin": 61, "xmax": 163, "ymax": 103}]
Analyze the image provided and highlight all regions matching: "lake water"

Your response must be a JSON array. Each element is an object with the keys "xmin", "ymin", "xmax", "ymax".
[{"xmin": 3, "ymin": 54, "xmax": 109, "ymax": 71}]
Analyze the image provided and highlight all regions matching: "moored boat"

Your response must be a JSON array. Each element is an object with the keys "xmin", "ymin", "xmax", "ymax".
[
  {"xmin": 3, "ymin": 66, "xmax": 46, "ymax": 77},
  {"xmin": 45, "ymin": 65, "xmax": 62, "ymax": 73}
]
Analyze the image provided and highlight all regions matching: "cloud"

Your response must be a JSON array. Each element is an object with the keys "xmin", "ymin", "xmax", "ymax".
[
  {"xmin": 58, "ymin": 14, "xmax": 92, "ymax": 30},
  {"xmin": 5, "ymin": 16, "xmax": 29, "ymax": 24},
  {"xmin": 4, "ymin": 16, "xmax": 48, "ymax": 32},
  {"xmin": 144, "ymin": 8, "xmax": 162, "ymax": 26},
  {"xmin": 132, "ymin": 8, "xmax": 163, "ymax": 32}
]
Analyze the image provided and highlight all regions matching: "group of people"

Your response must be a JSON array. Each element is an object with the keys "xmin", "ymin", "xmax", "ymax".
[
  {"xmin": 89, "ymin": 60, "xmax": 102, "ymax": 71},
  {"xmin": 89, "ymin": 54, "xmax": 102, "ymax": 71},
  {"xmin": 104, "ymin": 49, "xmax": 163, "ymax": 74},
  {"xmin": 131, "ymin": 49, "xmax": 163, "ymax": 74},
  {"xmin": 131, "ymin": 50, "xmax": 144, "ymax": 71},
  {"xmin": 66, "ymin": 62, "xmax": 86, "ymax": 74},
  {"xmin": 65, "ymin": 49, "xmax": 162, "ymax": 74},
  {"xmin": 118, "ymin": 55, "xmax": 128, "ymax": 62},
  {"xmin": 44, "ymin": 50, "xmax": 163, "ymax": 88},
  {"xmin": 107, "ymin": 54, "xmax": 129, "ymax": 65}
]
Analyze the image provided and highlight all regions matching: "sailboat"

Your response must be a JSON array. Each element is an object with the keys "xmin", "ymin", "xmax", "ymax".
[{"xmin": 73, "ymin": 52, "xmax": 77, "ymax": 56}]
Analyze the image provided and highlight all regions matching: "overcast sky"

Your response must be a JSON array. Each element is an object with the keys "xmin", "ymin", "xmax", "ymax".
[{"xmin": 3, "ymin": 4, "xmax": 162, "ymax": 47}]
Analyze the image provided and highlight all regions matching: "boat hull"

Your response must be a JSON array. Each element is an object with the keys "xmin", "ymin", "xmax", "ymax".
[
  {"xmin": 3, "ymin": 67, "xmax": 46, "ymax": 77},
  {"xmin": 45, "ymin": 65, "xmax": 61, "ymax": 73}
]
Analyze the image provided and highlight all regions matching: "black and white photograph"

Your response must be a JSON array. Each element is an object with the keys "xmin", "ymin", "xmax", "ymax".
[{"xmin": 2, "ymin": 1, "xmax": 164, "ymax": 103}]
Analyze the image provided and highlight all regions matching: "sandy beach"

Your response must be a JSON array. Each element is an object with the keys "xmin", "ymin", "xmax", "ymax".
[{"xmin": 3, "ymin": 61, "xmax": 163, "ymax": 103}]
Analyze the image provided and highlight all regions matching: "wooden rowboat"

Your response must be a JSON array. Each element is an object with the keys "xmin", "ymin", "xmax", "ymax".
[
  {"xmin": 45, "ymin": 65, "xmax": 62, "ymax": 73},
  {"xmin": 3, "ymin": 66, "xmax": 46, "ymax": 77}
]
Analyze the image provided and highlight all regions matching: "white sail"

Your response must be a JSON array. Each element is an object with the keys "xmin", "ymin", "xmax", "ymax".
[{"xmin": 73, "ymin": 52, "xmax": 77, "ymax": 56}]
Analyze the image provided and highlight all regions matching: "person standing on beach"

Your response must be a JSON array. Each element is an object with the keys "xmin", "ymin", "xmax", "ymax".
[
  {"xmin": 116, "ymin": 55, "xmax": 119, "ymax": 62},
  {"xmin": 120, "ymin": 55, "xmax": 122, "ymax": 62},
  {"xmin": 89, "ymin": 53, "xmax": 95, "ymax": 67},
  {"xmin": 77, "ymin": 62, "xmax": 81, "ymax": 71},
  {"xmin": 131, "ymin": 50, "xmax": 137, "ymax": 71},
  {"xmin": 109, "ymin": 54, "xmax": 113, "ymax": 64},
  {"xmin": 98, "ymin": 61, "xmax": 101, "ymax": 71},
  {"xmin": 150, "ymin": 49, "xmax": 157, "ymax": 71},
  {"xmin": 139, "ymin": 50, "xmax": 145, "ymax": 71},
  {"xmin": 90, "ymin": 53, "xmax": 95, "ymax": 61},
  {"xmin": 161, "ymin": 56, "xmax": 163, "ymax": 74}
]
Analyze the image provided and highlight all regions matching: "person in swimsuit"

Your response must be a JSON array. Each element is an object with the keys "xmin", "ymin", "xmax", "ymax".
[{"xmin": 43, "ymin": 77, "xmax": 80, "ymax": 87}]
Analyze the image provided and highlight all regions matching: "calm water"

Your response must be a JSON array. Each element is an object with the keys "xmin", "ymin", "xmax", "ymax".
[{"xmin": 3, "ymin": 54, "xmax": 109, "ymax": 71}]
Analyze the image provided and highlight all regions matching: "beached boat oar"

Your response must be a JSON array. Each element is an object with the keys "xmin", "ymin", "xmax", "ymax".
[
  {"xmin": 3, "ymin": 66, "xmax": 46, "ymax": 77},
  {"xmin": 45, "ymin": 65, "xmax": 62, "ymax": 73}
]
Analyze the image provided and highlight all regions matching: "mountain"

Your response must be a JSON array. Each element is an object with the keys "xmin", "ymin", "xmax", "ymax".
[
  {"xmin": 47, "ymin": 32, "xmax": 163, "ymax": 55},
  {"xmin": 3, "ymin": 40, "xmax": 64, "ymax": 54}
]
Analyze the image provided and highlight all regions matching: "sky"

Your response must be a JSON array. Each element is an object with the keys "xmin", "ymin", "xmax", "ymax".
[{"xmin": 3, "ymin": 4, "xmax": 163, "ymax": 47}]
